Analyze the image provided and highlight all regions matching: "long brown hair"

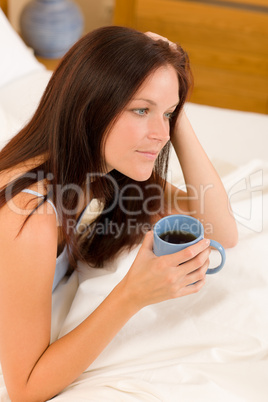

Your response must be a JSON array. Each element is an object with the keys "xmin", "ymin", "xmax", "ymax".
[{"xmin": 0, "ymin": 26, "xmax": 192, "ymax": 267}]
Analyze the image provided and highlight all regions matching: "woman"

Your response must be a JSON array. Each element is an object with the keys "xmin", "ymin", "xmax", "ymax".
[{"xmin": 0, "ymin": 26, "xmax": 237, "ymax": 401}]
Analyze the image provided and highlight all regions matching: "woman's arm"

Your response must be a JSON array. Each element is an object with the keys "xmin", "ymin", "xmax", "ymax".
[
  {"xmin": 0, "ymin": 193, "xmax": 210, "ymax": 402},
  {"xmin": 144, "ymin": 31, "xmax": 237, "ymax": 248},
  {"xmin": 169, "ymin": 109, "xmax": 238, "ymax": 248}
]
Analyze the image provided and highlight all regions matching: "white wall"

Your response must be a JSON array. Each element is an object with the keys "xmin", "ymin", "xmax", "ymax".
[{"xmin": 8, "ymin": 0, "xmax": 115, "ymax": 32}]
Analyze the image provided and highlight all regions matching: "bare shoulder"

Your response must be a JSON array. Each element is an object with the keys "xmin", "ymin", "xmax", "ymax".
[
  {"xmin": 0, "ymin": 189, "xmax": 58, "ymax": 290},
  {"xmin": 0, "ymin": 185, "xmax": 57, "ymax": 239},
  {"xmin": 0, "ymin": 161, "xmax": 56, "ymax": 236}
]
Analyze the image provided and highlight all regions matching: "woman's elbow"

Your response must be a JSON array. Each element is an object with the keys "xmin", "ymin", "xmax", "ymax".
[
  {"xmin": 222, "ymin": 235, "xmax": 238, "ymax": 249},
  {"xmin": 218, "ymin": 225, "xmax": 239, "ymax": 249},
  {"xmin": 8, "ymin": 386, "xmax": 52, "ymax": 402},
  {"xmin": 210, "ymin": 218, "xmax": 239, "ymax": 249}
]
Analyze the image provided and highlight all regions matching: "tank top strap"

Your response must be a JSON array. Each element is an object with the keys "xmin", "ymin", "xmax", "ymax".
[
  {"xmin": 75, "ymin": 205, "xmax": 88, "ymax": 229},
  {"xmin": 75, "ymin": 198, "xmax": 101, "ymax": 231},
  {"xmin": 21, "ymin": 188, "xmax": 58, "ymax": 219}
]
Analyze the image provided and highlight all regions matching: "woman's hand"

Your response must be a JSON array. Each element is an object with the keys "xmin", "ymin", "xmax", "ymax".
[
  {"xmin": 144, "ymin": 31, "xmax": 177, "ymax": 50},
  {"xmin": 122, "ymin": 231, "xmax": 210, "ymax": 310}
]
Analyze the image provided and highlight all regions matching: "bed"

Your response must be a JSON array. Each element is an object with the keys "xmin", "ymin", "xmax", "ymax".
[{"xmin": 1, "ymin": 8, "xmax": 268, "ymax": 402}]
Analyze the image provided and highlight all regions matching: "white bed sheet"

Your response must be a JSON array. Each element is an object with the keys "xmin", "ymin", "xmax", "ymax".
[
  {"xmin": 45, "ymin": 160, "xmax": 268, "ymax": 402},
  {"xmin": 0, "ymin": 69, "xmax": 268, "ymax": 401}
]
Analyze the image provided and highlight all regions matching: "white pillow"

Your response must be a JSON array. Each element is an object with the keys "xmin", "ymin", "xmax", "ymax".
[
  {"xmin": 0, "ymin": 70, "xmax": 52, "ymax": 147},
  {"xmin": 0, "ymin": 8, "xmax": 44, "ymax": 88},
  {"xmin": 0, "ymin": 105, "xmax": 20, "ymax": 150}
]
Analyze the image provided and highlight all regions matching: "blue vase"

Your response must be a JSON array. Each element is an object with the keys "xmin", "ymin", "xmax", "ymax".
[{"xmin": 20, "ymin": 0, "xmax": 84, "ymax": 59}]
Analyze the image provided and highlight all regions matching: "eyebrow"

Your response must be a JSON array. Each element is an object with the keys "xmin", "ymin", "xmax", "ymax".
[{"xmin": 132, "ymin": 98, "xmax": 180, "ymax": 108}]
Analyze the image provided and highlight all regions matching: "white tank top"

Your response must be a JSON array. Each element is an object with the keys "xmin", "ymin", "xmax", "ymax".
[{"xmin": 21, "ymin": 189, "xmax": 90, "ymax": 292}]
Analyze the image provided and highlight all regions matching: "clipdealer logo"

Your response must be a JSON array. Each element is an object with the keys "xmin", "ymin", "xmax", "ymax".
[{"xmin": 228, "ymin": 169, "xmax": 263, "ymax": 233}]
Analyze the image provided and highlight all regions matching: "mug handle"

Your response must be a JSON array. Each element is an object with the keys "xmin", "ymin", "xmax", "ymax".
[{"xmin": 206, "ymin": 240, "xmax": 226, "ymax": 274}]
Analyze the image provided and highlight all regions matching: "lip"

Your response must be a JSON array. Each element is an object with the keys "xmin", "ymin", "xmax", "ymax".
[{"xmin": 136, "ymin": 150, "xmax": 159, "ymax": 160}]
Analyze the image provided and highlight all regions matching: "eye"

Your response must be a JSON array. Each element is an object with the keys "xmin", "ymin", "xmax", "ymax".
[
  {"xmin": 164, "ymin": 112, "xmax": 174, "ymax": 120},
  {"xmin": 133, "ymin": 108, "xmax": 149, "ymax": 116}
]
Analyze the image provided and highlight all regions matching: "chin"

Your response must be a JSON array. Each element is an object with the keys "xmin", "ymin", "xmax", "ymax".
[{"xmin": 128, "ymin": 170, "xmax": 153, "ymax": 182}]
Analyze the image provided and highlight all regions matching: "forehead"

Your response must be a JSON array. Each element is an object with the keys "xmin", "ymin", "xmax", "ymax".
[{"xmin": 134, "ymin": 65, "xmax": 179, "ymax": 97}]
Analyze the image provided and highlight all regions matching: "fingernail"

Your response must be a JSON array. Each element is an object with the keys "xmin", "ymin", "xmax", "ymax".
[{"xmin": 205, "ymin": 239, "xmax": 210, "ymax": 246}]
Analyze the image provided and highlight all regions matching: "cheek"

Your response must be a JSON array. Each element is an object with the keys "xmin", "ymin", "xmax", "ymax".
[
  {"xmin": 108, "ymin": 123, "xmax": 142, "ymax": 151},
  {"xmin": 105, "ymin": 112, "xmax": 150, "ymax": 160},
  {"xmin": 104, "ymin": 128, "xmax": 131, "ymax": 167}
]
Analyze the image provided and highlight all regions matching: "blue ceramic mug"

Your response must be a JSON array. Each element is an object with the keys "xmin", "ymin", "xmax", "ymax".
[{"xmin": 153, "ymin": 215, "xmax": 225, "ymax": 274}]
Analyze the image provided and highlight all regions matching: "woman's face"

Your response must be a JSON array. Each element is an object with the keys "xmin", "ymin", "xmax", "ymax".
[{"xmin": 104, "ymin": 64, "xmax": 179, "ymax": 181}]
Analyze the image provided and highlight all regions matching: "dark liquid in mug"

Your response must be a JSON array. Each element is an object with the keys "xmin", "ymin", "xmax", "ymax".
[{"xmin": 159, "ymin": 230, "xmax": 197, "ymax": 244}]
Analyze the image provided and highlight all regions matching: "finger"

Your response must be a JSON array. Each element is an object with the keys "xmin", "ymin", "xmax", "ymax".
[
  {"xmin": 145, "ymin": 31, "xmax": 177, "ymax": 49},
  {"xmin": 185, "ymin": 246, "xmax": 211, "ymax": 271},
  {"xmin": 140, "ymin": 230, "xmax": 154, "ymax": 251},
  {"xmin": 181, "ymin": 276, "xmax": 206, "ymax": 297},
  {"xmin": 171, "ymin": 273, "xmax": 206, "ymax": 298},
  {"xmin": 164, "ymin": 238, "xmax": 210, "ymax": 266},
  {"xmin": 145, "ymin": 31, "xmax": 168, "ymax": 42},
  {"xmin": 145, "ymin": 31, "xmax": 161, "ymax": 40},
  {"xmin": 186, "ymin": 258, "xmax": 210, "ymax": 287}
]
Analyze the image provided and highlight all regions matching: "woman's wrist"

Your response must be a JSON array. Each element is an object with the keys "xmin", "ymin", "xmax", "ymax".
[
  {"xmin": 113, "ymin": 277, "xmax": 142, "ymax": 317},
  {"xmin": 172, "ymin": 109, "xmax": 194, "ymax": 156},
  {"xmin": 174, "ymin": 108, "xmax": 188, "ymax": 134}
]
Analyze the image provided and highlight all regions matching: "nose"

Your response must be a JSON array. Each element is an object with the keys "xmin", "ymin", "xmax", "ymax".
[{"xmin": 147, "ymin": 116, "xmax": 170, "ymax": 142}]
